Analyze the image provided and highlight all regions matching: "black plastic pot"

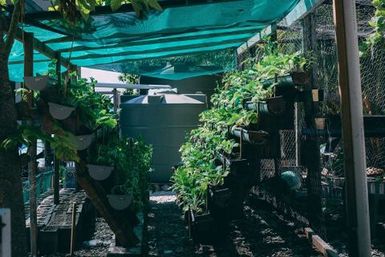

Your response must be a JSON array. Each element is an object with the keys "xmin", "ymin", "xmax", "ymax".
[
  {"xmin": 208, "ymin": 186, "xmax": 232, "ymax": 209},
  {"xmin": 290, "ymin": 71, "xmax": 311, "ymax": 85},
  {"xmin": 230, "ymin": 126, "xmax": 269, "ymax": 145},
  {"xmin": 245, "ymin": 96, "xmax": 286, "ymax": 116},
  {"xmin": 188, "ymin": 210, "xmax": 218, "ymax": 244},
  {"xmin": 261, "ymin": 75, "xmax": 294, "ymax": 88}
]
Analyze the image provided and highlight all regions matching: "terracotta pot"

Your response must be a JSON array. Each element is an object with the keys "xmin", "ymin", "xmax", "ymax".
[
  {"xmin": 48, "ymin": 102, "xmax": 75, "ymax": 120},
  {"xmin": 24, "ymin": 75, "xmax": 49, "ymax": 91},
  {"xmin": 86, "ymin": 164, "xmax": 113, "ymax": 181},
  {"xmin": 107, "ymin": 194, "xmax": 132, "ymax": 210}
]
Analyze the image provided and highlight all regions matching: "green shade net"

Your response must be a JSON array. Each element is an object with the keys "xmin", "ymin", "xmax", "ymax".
[{"xmin": 9, "ymin": 0, "xmax": 301, "ymax": 81}]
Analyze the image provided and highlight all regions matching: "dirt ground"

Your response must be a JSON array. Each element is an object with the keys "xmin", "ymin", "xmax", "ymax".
[
  {"xmin": 146, "ymin": 191, "xmax": 321, "ymax": 257},
  {"xmin": 38, "ymin": 191, "xmax": 354, "ymax": 257}
]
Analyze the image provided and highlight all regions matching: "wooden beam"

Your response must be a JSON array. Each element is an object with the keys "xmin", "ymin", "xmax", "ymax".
[
  {"xmin": 16, "ymin": 29, "xmax": 72, "ymax": 68},
  {"xmin": 333, "ymin": 0, "xmax": 371, "ymax": 256},
  {"xmin": 236, "ymin": 26, "xmax": 272, "ymax": 56},
  {"xmin": 24, "ymin": 31, "xmax": 38, "ymax": 257},
  {"xmin": 280, "ymin": 0, "xmax": 326, "ymax": 27}
]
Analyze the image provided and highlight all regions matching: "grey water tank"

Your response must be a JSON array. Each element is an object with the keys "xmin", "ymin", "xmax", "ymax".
[
  {"xmin": 140, "ymin": 75, "xmax": 221, "ymax": 102},
  {"xmin": 120, "ymin": 92, "xmax": 207, "ymax": 182}
]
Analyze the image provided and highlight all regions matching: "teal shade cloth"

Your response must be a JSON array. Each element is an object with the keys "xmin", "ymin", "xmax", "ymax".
[{"xmin": 9, "ymin": 0, "xmax": 301, "ymax": 81}]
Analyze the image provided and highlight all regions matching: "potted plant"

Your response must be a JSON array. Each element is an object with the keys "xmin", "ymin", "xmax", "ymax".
[
  {"xmin": 288, "ymin": 52, "xmax": 313, "ymax": 85},
  {"xmin": 86, "ymin": 142, "xmax": 115, "ymax": 181}
]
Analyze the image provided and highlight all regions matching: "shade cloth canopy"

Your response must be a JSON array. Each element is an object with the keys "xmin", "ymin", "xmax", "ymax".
[{"xmin": 8, "ymin": 0, "xmax": 316, "ymax": 81}]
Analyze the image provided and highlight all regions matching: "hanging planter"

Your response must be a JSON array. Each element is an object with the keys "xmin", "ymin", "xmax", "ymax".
[
  {"xmin": 48, "ymin": 102, "xmax": 75, "ymax": 120},
  {"xmin": 107, "ymin": 186, "xmax": 133, "ymax": 211},
  {"xmin": 69, "ymin": 133, "xmax": 94, "ymax": 151},
  {"xmin": 86, "ymin": 164, "xmax": 113, "ymax": 181},
  {"xmin": 230, "ymin": 126, "xmax": 269, "ymax": 145},
  {"xmin": 290, "ymin": 71, "xmax": 311, "ymax": 86},
  {"xmin": 244, "ymin": 96, "xmax": 286, "ymax": 116},
  {"xmin": 24, "ymin": 75, "xmax": 49, "ymax": 91}
]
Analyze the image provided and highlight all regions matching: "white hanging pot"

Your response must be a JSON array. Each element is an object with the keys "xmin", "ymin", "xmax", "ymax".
[
  {"xmin": 71, "ymin": 134, "xmax": 94, "ymax": 151},
  {"xmin": 48, "ymin": 102, "xmax": 75, "ymax": 120},
  {"xmin": 107, "ymin": 193, "xmax": 132, "ymax": 210},
  {"xmin": 24, "ymin": 75, "xmax": 49, "ymax": 91},
  {"xmin": 86, "ymin": 164, "xmax": 113, "ymax": 181}
]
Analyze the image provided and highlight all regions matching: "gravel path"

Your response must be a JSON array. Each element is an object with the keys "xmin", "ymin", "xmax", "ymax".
[
  {"xmin": 146, "ymin": 191, "xmax": 322, "ymax": 257},
  {"xmin": 38, "ymin": 190, "xmax": 326, "ymax": 257}
]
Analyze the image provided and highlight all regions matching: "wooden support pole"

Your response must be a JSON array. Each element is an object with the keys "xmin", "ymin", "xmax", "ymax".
[
  {"xmin": 16, "ymin": 28, "xmax": 72, "ymax": 69},
  {"xmin": 70, "ymin": 202, "xmax": 77, "ymax": 256},
  {"xmin": 53, "ymin": 52, "xmax": 61, "ymax": 205},
  {"xmin": 24, "ymin": 31, "xmax": 38, "ymax": 257},
  {"xmin": 53, "ymin": 156, "xmax": 60, "ymax": 205},
  {"xmin": 301, "ymin": 14, "xmax": 322, "ymax": 228},
  {"xmin": 333, "ymin": 0, "xmax": 371, "ymax": 256},
  {"xmin": 113, "ymin": 88, "xmax": 119, "ymax": 113}
]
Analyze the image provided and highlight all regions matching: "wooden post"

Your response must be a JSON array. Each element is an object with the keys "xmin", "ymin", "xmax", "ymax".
[
  {"xmin": 53, "ymin": 53, "xmax": 61, "ymax": 205},
  {"xmin": 53, "ymin": 156, "xmax": 60, "ymax": 205},
  {"xmin": 24, "ymin": 32, "xmax": 38, "ymax": 257},
  {"xmin": 333, "ymin": 0, "xmax": 371, "ymax": 256},
  {"xmin": 295, "ymin": 102, "xmax": 301, "ymax": 166},
  {"xmin": 301, "ymin": 14, "xmax": 322, "ymax": 228},
  {"xmin": 113, "ymin": 88, "xmax": 119, "ymax": 112},
  {"xmin": 70, "ymin": 202, "xmax": 77, "ymax": 256}
]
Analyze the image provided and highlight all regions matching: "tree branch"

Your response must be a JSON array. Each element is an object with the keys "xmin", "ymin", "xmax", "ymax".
[{"xmin": 4, "ymin": 0, "xmax": 22, "ymax": 56}]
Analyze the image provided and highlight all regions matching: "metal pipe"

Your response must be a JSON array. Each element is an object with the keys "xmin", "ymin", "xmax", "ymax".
[{"xmin": 333, "ymin": 0, "xmax": 371, "ymax": 256}]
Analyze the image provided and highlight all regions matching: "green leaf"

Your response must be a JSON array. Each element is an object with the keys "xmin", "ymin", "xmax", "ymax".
[
  {"xmin": 147, "ymin": 0, "xmax": 161, "ymax": 10},
  {"xmin": 110, "ymin": 0, "xmax": 122, "ymax": 11}
]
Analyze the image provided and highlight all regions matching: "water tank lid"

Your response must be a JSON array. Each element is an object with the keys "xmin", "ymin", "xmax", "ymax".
[{"xmin": 121, "ymin": 93, "xmax": 206, "ymax": 105}]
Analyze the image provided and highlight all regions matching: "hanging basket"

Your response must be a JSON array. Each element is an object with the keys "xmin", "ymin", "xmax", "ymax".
[
  {"xmin": 70, "ymin": 133, "xmax": 94, "ymax": 151},
  {"xmin": 107, "ymin": 190, "xmax": 133, "ymax": 210},
  {"xmin": 86, "ymin": 164, "xmax": 113, "ymax": 181},
  {"xmin": 24, "ymin": 75, "xmax": 49, "ymax": 91},
  {"xmin": 48, "ymin": 102, "xmax": 75, "ymax": 120}
]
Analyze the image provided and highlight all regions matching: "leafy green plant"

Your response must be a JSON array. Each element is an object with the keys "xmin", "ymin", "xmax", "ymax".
[
  {"xmin": 172, "ymin": 43, "xmax": 311, "ymax": 213},
  {"xmin": 42, "ymin": 65, "xmax": 118, "ymax": 131},
  {"xmin": 91, "ymin": 133, "xmax": 152, "ymax": 211},
  {"xmin": 1, "ymin": 123, "xmax": 79, "ymax": 161}
]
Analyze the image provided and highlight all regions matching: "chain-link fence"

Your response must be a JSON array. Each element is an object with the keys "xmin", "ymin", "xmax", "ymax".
[{"xmin": 246, "ymin": 1, "xmax": 385, "ymax": 229}]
